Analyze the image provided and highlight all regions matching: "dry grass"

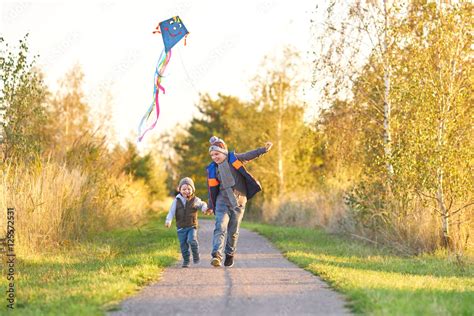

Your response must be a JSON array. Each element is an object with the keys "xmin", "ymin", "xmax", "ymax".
[
  {"xmin": 0, "ymin": 162, "xmax": 152, "ymax": 254},
  {"xmin": 258, "ymin": 189, "xmax": 473, "ymax": 255},
  {"xmin": 260, "ymin": 190, "xmax": 348, "ymax": 232}
]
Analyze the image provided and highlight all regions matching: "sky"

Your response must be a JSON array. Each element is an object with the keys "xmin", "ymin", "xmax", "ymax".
[{"xmin": 1, "ymin": 1, "xmax": 320, "ymax": 147}]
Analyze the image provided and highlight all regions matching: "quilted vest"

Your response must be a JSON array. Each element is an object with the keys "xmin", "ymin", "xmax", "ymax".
[{"xmin": 175, "ymin": 197, "xmax": 198, "ymax": 228}]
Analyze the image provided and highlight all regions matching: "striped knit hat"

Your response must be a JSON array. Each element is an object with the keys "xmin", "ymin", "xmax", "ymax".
[{"xmin": 208, "ymin": 136, "xmax": 228, "ymax": 155}]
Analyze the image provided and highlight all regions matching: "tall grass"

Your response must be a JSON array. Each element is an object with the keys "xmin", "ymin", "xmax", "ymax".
[
  {"xmin": 0, "ymin": 161, "xmax": 151, "ymax": 254},
  {"xmin": 260, "ymin": 190, "xmax": 348, "ymax": 232},
  {"xmin": 258, "ymin": 187, "xmax": 473, "ymax": 255}
]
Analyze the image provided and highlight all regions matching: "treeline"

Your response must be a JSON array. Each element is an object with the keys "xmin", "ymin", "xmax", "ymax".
[
  {"xmin": 0, "ymin": 36, "xmax": 167, "ymax": 253},
  {"xmin": 166, "ymin": 1, "xmax": 472, "ymax": 254}
]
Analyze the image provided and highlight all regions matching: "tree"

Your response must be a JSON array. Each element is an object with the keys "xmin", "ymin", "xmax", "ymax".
[
  {"xmin": 49, "ymin": 63, "xmax": 92, "ymax": 154},
  {"xmin": 389, "ymin": 1, "xmax": 473, "ymax": 249},
  {"xmin": 249, "ymin": 48, "xmax": 311, "ymax": 197},
  {"xmin": 169, "ymin": 94, "xmax": 243, "ymax": 197},
  {"xmin": 111, "ymin": 141, "xmax": 167, "ymax": 199},
  {"xmin": 312, "ymin": 0, "xmax": 473, "ymax": 252},
  {"xmin": 0, "ymin": 35, "xmax": 50, "ymax": 163},
  {"xmin": 316, "ymin": 99, "xmax": 363, "ymax": 182},
  {"xmin": 313, "ymin": 0, "xmax": 400, "ymax": 186}
]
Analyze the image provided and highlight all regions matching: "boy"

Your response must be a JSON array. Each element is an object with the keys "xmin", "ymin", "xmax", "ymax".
[
  {"xmin": 207, "ymin": 136, "xmax": 272, "ymax": 267},
  {"xmin": 165, "ymin": 177, "xmax": 208, "ymax": 268}
]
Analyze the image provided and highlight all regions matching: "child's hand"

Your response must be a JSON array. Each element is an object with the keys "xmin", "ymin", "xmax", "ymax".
[
  {"xmin": 165, "ymin": 222, "xmax": 171, "ymax": 228},
  {"xmin": 205, "ymin": 209, "xmax": 213, "ymax": 215},
  {"xmin": 265, "ymin": 142, "xmax": 273, "ymax": 151}
]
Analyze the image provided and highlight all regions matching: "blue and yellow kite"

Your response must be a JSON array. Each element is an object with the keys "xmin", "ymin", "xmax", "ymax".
[{"xmin": 138, "ymin": 16, "xmax": 189, "ymax": 142}]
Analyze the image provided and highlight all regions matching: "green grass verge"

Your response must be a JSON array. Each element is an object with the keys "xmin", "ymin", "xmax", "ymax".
[
  {"xmin": 0, "ymin": 213, "xmax": 178, "ymax": 315},
  {"xmin": 243, "ymin": 222, "xmax": 474, "ymax": 316}
]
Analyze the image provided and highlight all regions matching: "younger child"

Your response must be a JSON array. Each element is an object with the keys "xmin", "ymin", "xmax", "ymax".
[{"xmin": 165, "ymin": 177, "xmax": 208, "ymax": 268}]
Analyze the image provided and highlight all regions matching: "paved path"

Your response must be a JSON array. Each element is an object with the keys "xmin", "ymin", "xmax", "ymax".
[{"xmin": 109, "ymin": 220, "xmax": 351, "ymax": 316}]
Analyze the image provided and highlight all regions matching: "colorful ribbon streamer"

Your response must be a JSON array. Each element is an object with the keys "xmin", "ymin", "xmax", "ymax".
[{"xmin": 138, "ymin": 48, "xmax": 172, "ymax": 142}]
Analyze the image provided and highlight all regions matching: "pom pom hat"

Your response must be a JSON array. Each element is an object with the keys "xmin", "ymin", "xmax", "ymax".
[{"xmin": 208, "ymin": 136, "xmax": 228, "ymax": 155}]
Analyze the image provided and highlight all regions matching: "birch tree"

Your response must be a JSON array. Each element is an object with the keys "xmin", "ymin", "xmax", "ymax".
[
  {"xmin": 313, "ymin": 0, "xmax": 399, "ymax": 184},
  {"xmin": 314, "ymin": 0, "xmax": 473, "ymax": 252},
  {"xmin": 249, "ymin": 48, "xmax": 305, "ymax": 197},
  {"xmin": 390, "ymin": 1, "xmax": 473, "ymax": 250}
]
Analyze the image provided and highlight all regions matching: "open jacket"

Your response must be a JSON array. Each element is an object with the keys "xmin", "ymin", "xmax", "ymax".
[{"xmin": 206, "ymin": 147, "xmax": 268, "ymax": 210}]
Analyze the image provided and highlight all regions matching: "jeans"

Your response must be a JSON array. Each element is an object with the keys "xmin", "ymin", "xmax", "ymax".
[
  {"xmin": 211, "ymin": 193, "xmax": 245, "ymax": 259},
  {"xmin": 177, "ymin": 226, "xmax": 199, "ymax": 263}
]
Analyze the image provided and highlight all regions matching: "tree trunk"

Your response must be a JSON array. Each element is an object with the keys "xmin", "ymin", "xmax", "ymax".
[
  {"xmin": 435, "ymin": 3, "xmax": 454, "ymax": 249},
  {"xmin": 277, "ymin": 77, "xmax": 284, "ymax": 196},
  {"xmin": 436, "ymin": 92, "xmax": 450, "ymax": 249},
  {"xmin": 0, "ymin": 105, "xmax": 5, "ymax": 145},
  {"xmin": 437, "ymin": 167, "xmax": 450, "ymax": 248},
  {"xmin": 382, "ymin": 0, "xmax": 394, "ymax": 179}
]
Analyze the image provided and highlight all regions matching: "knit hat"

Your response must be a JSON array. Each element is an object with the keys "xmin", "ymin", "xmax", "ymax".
[
  {"xmin": 208, "ymin": 136, "xmax": 228, "ymax": 155},
  {"xmin": 178, "ymin": 177, "xmax": 195, "ymax": 193}
]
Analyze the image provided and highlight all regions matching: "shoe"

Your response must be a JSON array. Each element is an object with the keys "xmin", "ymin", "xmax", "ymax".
[
  {"xmin": 182, "ymin": 261, "xmax": 190, "ymax": 268},
  {"xmin": 193, "ymin": 253, "xmax": 200, "ymax": 264},
  {"xmin": 211, "ymin": 256, "xmax": 221, "ymax": 267},
  {"xmin": 224, "ymin": 255, "xmax": 234, "ymax": 267}
]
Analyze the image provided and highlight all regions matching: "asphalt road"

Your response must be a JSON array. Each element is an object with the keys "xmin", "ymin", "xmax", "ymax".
[{"xmin": 109, "ymin": 219, "xmax": 351, "ymax": 316}]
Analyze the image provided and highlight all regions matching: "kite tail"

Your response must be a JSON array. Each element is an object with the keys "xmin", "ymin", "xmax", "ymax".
[{"xmin": 138, "ymin": 48, "xmax": 172, "ymax": 142}]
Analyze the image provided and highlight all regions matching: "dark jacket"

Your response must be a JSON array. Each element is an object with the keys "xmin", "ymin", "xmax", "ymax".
[{"xmin": 206, "ymin": 148, "xmax": 267, "ymax": 210}]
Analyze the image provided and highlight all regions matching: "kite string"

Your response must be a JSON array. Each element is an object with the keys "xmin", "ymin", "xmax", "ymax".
[{"xmin": 176, "ymin": 45, "xmax": 200, "ymax": 95}]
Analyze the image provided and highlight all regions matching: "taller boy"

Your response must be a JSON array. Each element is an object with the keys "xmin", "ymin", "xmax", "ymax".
[{"xmin": 207, "ymin": 136, "xmax": 272, "ymax": 267}]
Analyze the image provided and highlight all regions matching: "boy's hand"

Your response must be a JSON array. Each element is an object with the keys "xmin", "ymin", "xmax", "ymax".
[
  {"xmin": 205, "ymin": 209, "xmax": 213, "ymax": 215},
  {"xmin": 165, "ymin": 222, "xmax": 171, "ymax": 228},
  {"xmin": 265, "ymin": 142, "xmax": 273, "ymax": 151}
]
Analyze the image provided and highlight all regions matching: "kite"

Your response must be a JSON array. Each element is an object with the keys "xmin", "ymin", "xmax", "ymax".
[{"xmin": 138, "ymin": 16, "xmax": 189, "ymax": 142}]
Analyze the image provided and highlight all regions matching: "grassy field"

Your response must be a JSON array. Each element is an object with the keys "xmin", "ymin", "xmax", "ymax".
[
  {"xmin": 0, "ymin": 213, "xmax": 178, "ymax": 316},
  {"xmin": 2, "ymin": 212, "xmax": 472, "ymax": 315},
  {"xmin": 243, "ymin": 222, "xmax": 474, "ymax": 316}
]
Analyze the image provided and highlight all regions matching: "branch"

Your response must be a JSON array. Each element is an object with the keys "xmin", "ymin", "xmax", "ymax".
[
  {"xmin": 350, "ymin": 233, "xmax": 378, "ymax": 244},
  {"xmin": 415, "ymin": 189, "xmax": 437, "ymax": 201},
  {"xmin": 449, "ymin": 201, "xmax": 474, "ymax": 217}
]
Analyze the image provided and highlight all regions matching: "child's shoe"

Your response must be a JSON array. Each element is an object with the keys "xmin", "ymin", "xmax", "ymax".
[
  {"xmin": 193, "ymin": 253, "xmax": 200, "ymax": 264},
  {"xmin": 224, "ymin": 255, "xmax": 234, "ymax": 267},
  {"xmin": 182, "ymin": 260, "xmax": 190, "ymax": 268},
  {"xmin": 210, "ymin": 256, "xmax": 221, "ymax": 267}
]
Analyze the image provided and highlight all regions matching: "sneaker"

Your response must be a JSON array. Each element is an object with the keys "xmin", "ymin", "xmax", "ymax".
[
  {"xmin": 211, "ymin": 256, "xmax": 221, "ymax": 267},
  {"xmin": 193, "ymin": 252, "xmax": 200, "ymax": 264},
  {"xmin": 224, "ymin": 255, "xmax": 234, "ymax": 267},
  {"xmin": 182, "ymin": 261, "xmax": 190, "ymax": 268}
]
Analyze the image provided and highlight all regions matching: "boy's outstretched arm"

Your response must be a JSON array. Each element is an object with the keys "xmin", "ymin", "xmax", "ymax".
[
  {"xmin": 235, "ymin": 142, "xmax": 273, "ymax": 163},
  {"xmin": 165, "ymin": 199, "xmax": 177, "ymax": 228}
]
